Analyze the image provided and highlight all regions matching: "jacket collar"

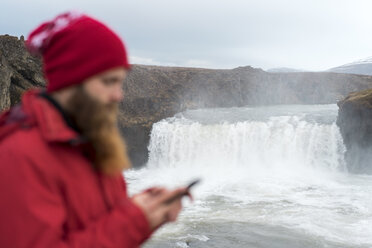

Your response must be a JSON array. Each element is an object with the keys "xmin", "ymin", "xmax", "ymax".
[{"xmin": 21, "ymin": 89, "xmax": 82, "ymax": 143}]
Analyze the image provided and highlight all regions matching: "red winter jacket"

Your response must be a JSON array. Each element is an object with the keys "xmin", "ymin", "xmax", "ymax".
[{"xmin": 0, "ymin": 90, "xmax": 152, "ymax": 247}]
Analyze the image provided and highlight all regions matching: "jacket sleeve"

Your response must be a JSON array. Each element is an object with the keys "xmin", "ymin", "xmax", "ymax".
[{"xmin": 0, "ymin": 148, "xmax": 152, "ymax": 248}]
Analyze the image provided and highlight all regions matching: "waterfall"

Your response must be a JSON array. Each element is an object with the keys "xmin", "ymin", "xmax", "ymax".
[{"xmin": 148, "ymin": 115, "xmax": 346, "ymax": 174}]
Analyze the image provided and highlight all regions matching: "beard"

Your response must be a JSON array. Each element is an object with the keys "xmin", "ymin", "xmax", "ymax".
[{"xmin": 66, "ymin": 86, "xmax": 131, "ymax": 175}]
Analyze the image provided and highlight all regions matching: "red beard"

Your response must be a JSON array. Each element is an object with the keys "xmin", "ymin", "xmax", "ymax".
[{"xmin": 66, "ymin": 86, "xmax": 131, "ymax": 175}]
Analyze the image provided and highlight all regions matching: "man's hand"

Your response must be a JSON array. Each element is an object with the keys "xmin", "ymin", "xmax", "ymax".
[{"xmin": 132, "ymin": 187, "xmax": 189, "ymax": 230}]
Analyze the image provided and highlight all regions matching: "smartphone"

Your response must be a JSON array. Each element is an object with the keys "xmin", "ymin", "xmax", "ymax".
[
  {"xmin": 163, "ymin": 179, "xmax": 201, "ymax": 205},
  {"xmin": 185, "ymin": 179, "xmax": 200, "ymax": 191}
]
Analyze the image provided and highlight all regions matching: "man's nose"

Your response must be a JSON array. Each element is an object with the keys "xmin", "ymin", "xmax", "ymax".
[{"xmin": 111, "ymin": 87, "xmax": 124, "ymax": 103}]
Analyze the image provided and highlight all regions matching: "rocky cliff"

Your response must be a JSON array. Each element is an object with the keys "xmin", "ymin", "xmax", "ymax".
[
  {"xmin": 337, "ymin": 89, "xmax": 372, "ymax": 174},
  {"xmin": 3, "ymin": 35, "xmax": 372, "ymax": 167},
  {"xmin": 0, "ymin": 35, "xmax": 44, "ymax": 110}
]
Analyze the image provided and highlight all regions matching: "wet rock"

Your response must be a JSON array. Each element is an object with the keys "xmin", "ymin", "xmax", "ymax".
[{"xmin": 337, "ymin": 89, "xmax": 372, "ymax": 174}]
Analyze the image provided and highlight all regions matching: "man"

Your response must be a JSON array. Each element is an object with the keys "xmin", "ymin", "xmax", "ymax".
[{"xmin": 0, "ymin": 11, "xmax": 187, "ymax": 247}]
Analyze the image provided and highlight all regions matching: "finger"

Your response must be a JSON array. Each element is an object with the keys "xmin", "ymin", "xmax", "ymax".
[
  {"xmin": 186, "ymin": 192, "xmax": 193, "ymax": 202},
  {"xmin": 148, "ymin": 192, "xmax": 184, "ymax": 228},
  {"xmin": 144, "ymin": 187, "xmax": 166, "ymax": 196},
  {"xmin": 132, "ymin": 187, "xmax": 166, "ymax": 205},
  {"xmin": 157, "ymin": 188, "xmax": 188, "ymax": 205},
  {"xmin": 165, "ymin": 199, "xmax": 183, "ymax": 222}
]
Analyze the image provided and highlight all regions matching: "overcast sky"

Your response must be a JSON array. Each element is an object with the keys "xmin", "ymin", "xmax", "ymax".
[{"xmin": 2, "ymin": 0, "xmax": 372, "ymax": 71}]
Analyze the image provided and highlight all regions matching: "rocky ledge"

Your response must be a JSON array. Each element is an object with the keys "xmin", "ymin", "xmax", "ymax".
[
  {"xmin": 3, "ymin": 35, "xmax": 372, "ymax": 167},
  {"xmin": 337, "ymin": 89, "xmax": 372, "ymax": 174},
  {"xmin": 0, "ymin": 35, "xmax": 44, "ymax": 110}
]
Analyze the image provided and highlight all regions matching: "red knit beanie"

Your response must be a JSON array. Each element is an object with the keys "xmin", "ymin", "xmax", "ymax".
[{"xmin": 26, "ymin": 11, "xmax": 130, "ymax": 92}]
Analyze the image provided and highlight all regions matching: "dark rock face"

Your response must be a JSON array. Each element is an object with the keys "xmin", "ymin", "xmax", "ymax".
[
  {"xmin": 0, "ymin": 35, "xmax": 45, "ymax": 110},
  {"xmin": 3, "ymin": 35, "xmax": 372, "ymax": 167},
  {"xmin": 337, "ymin": 89, "xmax": 372, "ymax": 174}
]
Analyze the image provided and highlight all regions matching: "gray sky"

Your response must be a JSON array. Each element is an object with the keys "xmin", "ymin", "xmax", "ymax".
[{"xmin": 2, "ymin": 0, "xmax": 372, "ymax": 70}]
